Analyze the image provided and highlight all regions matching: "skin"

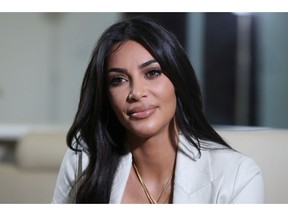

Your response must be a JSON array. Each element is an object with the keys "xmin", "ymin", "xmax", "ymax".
[{"xmin": 106, "ymin": 40, "xmax": 178, "ymax": 203}]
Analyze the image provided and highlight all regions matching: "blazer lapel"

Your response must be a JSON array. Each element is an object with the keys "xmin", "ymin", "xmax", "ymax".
[
  {"xmin": 109, "ymin": 152, "xmax": 132, "ymax": 203},
  {"xmin": 109, "ymin": 135, "xmax": 218, "ymax": 203},
  {"xmin": 173, "ymin": 136, "xmax": 214, "ymax": 203}
]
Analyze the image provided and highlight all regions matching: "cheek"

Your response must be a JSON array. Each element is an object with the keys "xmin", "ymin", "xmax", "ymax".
[
  {"xmin": 108, "ymin": 89, "xmax": 127, "ymax": 116},
  {"xmin": 155, "ymin": 79, "xmax": 177, "ymax": 115},
  {"xmin": 156, "ymin": 79, "xmax": 176, "ymax": 103},
  {"xmin": 165, "ymin": 90, "xmax": 177, "ymax": 116}
]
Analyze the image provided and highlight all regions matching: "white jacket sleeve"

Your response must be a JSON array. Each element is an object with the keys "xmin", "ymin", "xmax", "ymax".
[
  {"xmin": 230, "ymin": 157, "xmax": 265, "ymax": 203},
  {"xmin": 51, "ymin": 148, "xmax": 82, "ymax": 203}
]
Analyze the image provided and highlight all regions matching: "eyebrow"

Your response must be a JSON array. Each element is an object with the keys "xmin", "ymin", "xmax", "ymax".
[
  {"xmin": 107, "ymin": 59, "xmax": 158, "ymax": 73},
  {"xmin": 139, "ymin": 59, "xmax": 158, "ymax": 68}
]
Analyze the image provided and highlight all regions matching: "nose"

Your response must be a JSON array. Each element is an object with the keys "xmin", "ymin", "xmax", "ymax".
[{"xmin": 128, "ymin": 78, "xmax": 147, "ymax": 101}]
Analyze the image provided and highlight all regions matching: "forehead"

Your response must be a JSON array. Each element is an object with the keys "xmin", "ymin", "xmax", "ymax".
[{"xmin": 107, "ymin": 40, "xmax": 154, "ymax": 66}]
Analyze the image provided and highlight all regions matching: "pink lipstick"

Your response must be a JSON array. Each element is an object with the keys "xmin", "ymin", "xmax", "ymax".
[{"xmin": 127, "ymin": 105, "xmax": 157, "ymax": 120}]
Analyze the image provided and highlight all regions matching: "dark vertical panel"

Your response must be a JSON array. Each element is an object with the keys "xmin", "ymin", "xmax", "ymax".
[
  {"xmin": 203, "ymin": 13, "xmax": 258, "ymax": 126},
  {"xmin": 203, "ymin": 13, "xmax": 238, "ymax": 125}
]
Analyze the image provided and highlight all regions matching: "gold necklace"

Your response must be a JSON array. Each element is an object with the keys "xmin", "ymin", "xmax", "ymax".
[{"xmin": 132, "ymin": 162, "xmax": 174, "ymax": 204}]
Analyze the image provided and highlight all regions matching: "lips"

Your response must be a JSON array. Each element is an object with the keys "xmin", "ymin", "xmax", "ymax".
[{"xmin": 127, "ymin": 105, "xmax": 157, "ymax": 120}]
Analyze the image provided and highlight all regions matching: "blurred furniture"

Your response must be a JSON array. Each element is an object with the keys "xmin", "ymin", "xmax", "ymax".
[
  {"xmin": 0, "ymin": 126, "xmax": 67, "ymax": 203},
  {"xmin": 0, "ymin": 125, "xmax": 287, "ymax": 203},
  {"xmin": 217, "ymin": 126, "xmax": 288, "ymax": 204}
]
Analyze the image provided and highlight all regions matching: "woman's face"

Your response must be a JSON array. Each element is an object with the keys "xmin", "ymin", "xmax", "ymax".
[{"xmin": 106, "ymin": 40, "xmax": 177, "ymax": 139}]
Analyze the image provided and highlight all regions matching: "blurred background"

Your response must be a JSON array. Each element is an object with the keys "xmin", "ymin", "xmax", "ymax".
[
  {"xmin": 1, "ymin": 12, "xmax": 287, "ymax": 128},
  {"xmin": 0, "ymin": 12, "xmax": 288, "ymax": 203}
]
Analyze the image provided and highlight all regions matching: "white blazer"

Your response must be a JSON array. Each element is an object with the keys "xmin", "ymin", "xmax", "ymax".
[{"xmin": 52, "ymin": 135, "xmax": 264, "ymax": 203}]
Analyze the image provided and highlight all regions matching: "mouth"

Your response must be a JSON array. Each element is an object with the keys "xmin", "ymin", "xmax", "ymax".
[{"xmin": 127, "ymin": 105, "xmax": 157, "ymax": 120}]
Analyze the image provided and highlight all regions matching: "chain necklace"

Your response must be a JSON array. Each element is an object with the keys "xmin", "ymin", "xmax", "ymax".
[{"xmin": 132, "ymin": 162, "xmax": 174, "ymax": 204}]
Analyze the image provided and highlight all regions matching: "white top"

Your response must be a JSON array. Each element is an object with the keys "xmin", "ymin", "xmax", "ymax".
[{"xmin": 52, "ymin": 135, "xmax": 264, "ymax": 203}]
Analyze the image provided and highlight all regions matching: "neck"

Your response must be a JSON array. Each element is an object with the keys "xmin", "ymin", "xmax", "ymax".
[{"xmin": 127, "ymin": 129, "xmax": 178, "ymax": 181}]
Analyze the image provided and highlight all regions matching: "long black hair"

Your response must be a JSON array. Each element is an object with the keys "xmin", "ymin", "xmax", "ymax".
[{"xmin": 66, "ymin": 16, "xmax": 231, "ymax": 203}]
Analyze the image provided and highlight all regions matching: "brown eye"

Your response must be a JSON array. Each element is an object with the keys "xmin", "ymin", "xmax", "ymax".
[
  {"xmin": 108, "ymin": 76, "xmax": 128, "ymax": 87},
  {"xmin": 145, "ymin": 69, "xmax": 162, "ymax": 79}
]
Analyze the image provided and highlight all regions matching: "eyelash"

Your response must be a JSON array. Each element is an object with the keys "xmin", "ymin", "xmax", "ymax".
[
  {"xmin": 145, "ymin": 68, "xmax": 162, "ymax": 79},
  {"xmin": 108, "ymin": 76, "xmax": 128, "ymax": 87},
  {"xmin": 107, "ymin": 68, "xmax": 162, "ymax": 87}
]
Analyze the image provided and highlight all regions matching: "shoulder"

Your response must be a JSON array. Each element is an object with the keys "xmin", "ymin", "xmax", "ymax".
[
  {"xmin": 178, "ymin": 135, "xmax": 262, "ymax": 178},
  {"xmin": 204, "ymin": 147, "xmax": 261, "ymax": 181},
  {"xmin": 177, "ymin": 135, "xmax": 264, "ymax": 203},
  {"xmin": 202, "ymin": 142, "xmax": 264, "ymax": 202},
  {"xmin": 179, "ymin": 135, "xmax": 262, "ymax": 178},
  {"xmin": 52, "ymin": 144, "xmax": 89, "ymax": 203},
  {"xmin": 179, "ymin": 134, "xmax": 259, "ymax": 168}
]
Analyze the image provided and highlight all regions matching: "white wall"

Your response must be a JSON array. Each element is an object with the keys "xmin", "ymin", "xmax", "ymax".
[
  {"xmin": 0, "ymin": 13, "xmax": 51, "ymax": 124},
  {"xmin": 0, "ymin": 12, "xmax": 121, "ymax": 124}
]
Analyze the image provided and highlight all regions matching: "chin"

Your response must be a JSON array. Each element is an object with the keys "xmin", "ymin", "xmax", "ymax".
[{"xmin": 128, "ymin": 124, "xmax": 168, "ymax": 140}]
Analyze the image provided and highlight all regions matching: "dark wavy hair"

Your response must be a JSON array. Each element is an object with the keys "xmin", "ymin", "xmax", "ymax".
[{"xmin": 66, "ymin": 16, "xmax": 230, "ymax": 203}]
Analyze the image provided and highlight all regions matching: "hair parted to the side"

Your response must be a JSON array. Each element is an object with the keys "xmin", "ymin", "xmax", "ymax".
[{"xmin": 66, "ymin": 16, "xmax": 231, "ymax": 203}]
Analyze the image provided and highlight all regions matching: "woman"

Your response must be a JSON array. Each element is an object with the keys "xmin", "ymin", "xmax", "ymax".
[{"xmin": 52, "ymin": 16, "xmax": 264, "ymax": 203}]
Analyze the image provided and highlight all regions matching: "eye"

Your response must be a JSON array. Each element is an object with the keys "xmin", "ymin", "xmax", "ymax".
[
  {"xmin": 108, "ymin": 75, "xmax": 128, "ymax": 87},
  {"xmin": 145, "ymin": 69, "xmax": 162, "ymax": 79}
]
